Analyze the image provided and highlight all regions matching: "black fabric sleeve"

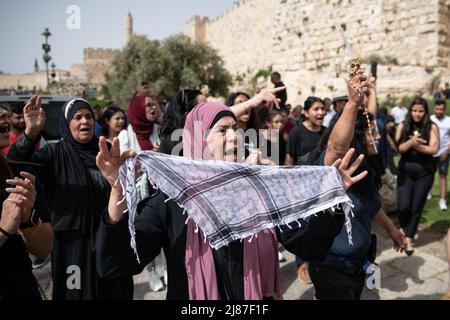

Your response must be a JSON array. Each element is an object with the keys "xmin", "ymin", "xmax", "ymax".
[
  {"xmin": 279, "ymin": 91, "xmax": 287, "ymax": 107},
  {"xmin": 278, "ymin": 212, "xmax": 344, "ymax": 261},
  {"xmin": 23, "ymin": 175, "xmax": 50, "ymax": 226},
  {"xmin": 7, "ymin": 134, "xmax": 40, "ymax": 161},
  {"xmin": 96, "ymin": 191, "xmax": 168, "ymax": 279},
  {"xmin": 7, "ymin": 135, "xmax": 53, "ymax": 189}
]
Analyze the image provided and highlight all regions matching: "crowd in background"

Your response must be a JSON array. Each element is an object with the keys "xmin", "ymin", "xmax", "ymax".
[{"xmin": 1, "ymin": 69, "xmax": 450, "ymax": 301}]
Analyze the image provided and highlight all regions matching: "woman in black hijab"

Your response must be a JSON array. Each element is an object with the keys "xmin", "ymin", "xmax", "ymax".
[{"xmin": 7, "ymin": 96, "xmax": 133, "ymax": 300}]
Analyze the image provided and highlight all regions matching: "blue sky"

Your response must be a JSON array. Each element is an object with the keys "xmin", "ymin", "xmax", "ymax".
[{"xmin": 0, "ymin": 0, "xmax": 236, "ymax": 74}]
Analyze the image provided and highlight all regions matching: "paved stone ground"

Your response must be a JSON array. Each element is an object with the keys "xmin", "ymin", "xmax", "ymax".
[{"xmin": 33, "ymin": 223, "xmax": 449, "ymax": 300}]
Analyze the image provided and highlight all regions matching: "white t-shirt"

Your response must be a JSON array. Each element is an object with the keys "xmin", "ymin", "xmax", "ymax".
[
  {"xmin": 431, "ymin": 115, "xmax": 450, "ymax": 157},
  {"xmin": 390, "ymin": 106, "xmax": 408, "ymax": 124},
  {"xmin": 323, "ymin": 108, "xmax": 336, "ymax": 128},
  {"xmin": 118, "ymin": 123, "xmax": 160, "ymax": 154}
]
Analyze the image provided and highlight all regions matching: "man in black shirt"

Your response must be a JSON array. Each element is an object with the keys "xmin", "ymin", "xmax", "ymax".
[{"xmin": 444, "ymin": 83, "xmax": 450, "ymax": 100}]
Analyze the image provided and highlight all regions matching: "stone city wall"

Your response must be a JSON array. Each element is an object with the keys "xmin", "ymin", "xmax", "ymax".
[{"xmin": 186, "ymin": 0, "xmax": 450, "ymax": 104}]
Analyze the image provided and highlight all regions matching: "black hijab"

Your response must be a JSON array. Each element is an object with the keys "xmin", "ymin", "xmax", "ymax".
[{"xmin": 59, "ymin": 99, "xmax": 99, "ymax": 168}]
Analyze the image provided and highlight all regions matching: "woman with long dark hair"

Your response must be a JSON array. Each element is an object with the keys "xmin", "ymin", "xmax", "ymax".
[
  {"xmin": 99, "ymin": 106, "xmax": 126, "ymax": 143},
  {"xmin": 225, "ymin": 92, "xmax": 251, "ymax": 130},
  {"xmin": 259, "ymin": 110, "xmax": 286, "ymax": 165},
  {"xmin": 159, "ymin": 89, "xmax": 205, "ymax": 156},
  {"xmin": 395, "ymin": 97, "xmax": 439, "ymax": 255},
  {"xmin": 285, "ymin": 96, "xmax": 327, "ymax": 166}
]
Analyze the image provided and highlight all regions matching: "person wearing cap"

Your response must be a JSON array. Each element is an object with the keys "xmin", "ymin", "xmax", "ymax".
[
  {"xmin": 323, "ymin": 92, "xmax": 349, "ymax": 128},
  {"xmin": 390, "ymin": 99, "xmax": 408, "ymax": 125},
  {"xmin": 7, "ymin": 96, "xmax": 133, "ymax": 300}
]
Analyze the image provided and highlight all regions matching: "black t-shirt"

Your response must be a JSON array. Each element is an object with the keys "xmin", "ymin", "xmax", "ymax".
[
  {"xmin": 0, "ymin": 163, "xmax": 50, "ymax": 300},
  {"xmin": 445, "ymin": 88, "xmax": 450, "ymax": 100},
  {"xmin": 286, "ymin": 123, "xmax": 326, "ymax": 165}
]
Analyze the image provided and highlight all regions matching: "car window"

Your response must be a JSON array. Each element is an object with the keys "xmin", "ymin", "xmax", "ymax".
[{"xmin": 41, "ymin": 101, "xmax": 65, "ymax": 140}]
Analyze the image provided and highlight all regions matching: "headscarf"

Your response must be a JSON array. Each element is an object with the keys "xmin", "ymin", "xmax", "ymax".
[
  {"xmin": 59, "ymin": 99, "xmax": 98, "ymax": 168},
  {"xmin": 127, "ymin": 95, "xmax": 153, "ymax": 151},
  {"xmin": 182, "ymin": 102, "xmax": 282, "ymax": 300},
  {"xmin": 183, "ymin": 102, "xmax": 237, "ymax": 159}
]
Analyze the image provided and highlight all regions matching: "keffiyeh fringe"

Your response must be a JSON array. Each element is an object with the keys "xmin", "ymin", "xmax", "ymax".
[{"xmin": 118, "ymin": 151, "xmax": 354, "ymax": 262}]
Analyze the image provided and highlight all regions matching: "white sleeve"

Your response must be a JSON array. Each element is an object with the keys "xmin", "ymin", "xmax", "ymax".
[{"xmin": 118, "ymin": 129, "xmax": 130, "ymax": 155}]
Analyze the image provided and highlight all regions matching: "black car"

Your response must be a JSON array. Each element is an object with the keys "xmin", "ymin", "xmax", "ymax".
[{"xmin": 0, "ymin": 95, "xmax": 78, "ymax": 142}]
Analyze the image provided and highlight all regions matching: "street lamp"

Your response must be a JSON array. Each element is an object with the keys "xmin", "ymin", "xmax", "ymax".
[
  {"xmin": 41, "ymin": 28, "xmax": 52, "ymax": 90},
  {"xmin": 51, "ymin": 62, "xmax": 56, "ymax": 82}
]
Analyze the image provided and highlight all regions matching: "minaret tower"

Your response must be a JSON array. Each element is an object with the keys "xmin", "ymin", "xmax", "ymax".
[
  {"xmin": 125, "ymin": 10, "xmax": 133, "ymax": 44},
  {"xmin": 34, "ymin": 58, "xmax": 39, "ymax": 73}
]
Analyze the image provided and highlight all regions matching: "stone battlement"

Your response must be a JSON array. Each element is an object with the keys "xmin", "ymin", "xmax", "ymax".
[
  {"xmin": 185, "ymin": 0, "xmax": 450, "ymax": 103},
  {"xmin": 83, "ymin": 48, "xmax": 120, "ymax": 64}
]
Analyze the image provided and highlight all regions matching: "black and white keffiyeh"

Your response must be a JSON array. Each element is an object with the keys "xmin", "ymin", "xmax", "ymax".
[{"xmin": 119, "ymin": 151, "xmax": 354, "ymax": 260}]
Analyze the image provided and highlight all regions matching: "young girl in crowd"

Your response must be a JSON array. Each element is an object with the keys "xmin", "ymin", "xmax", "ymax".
[
  {"xmin": 285, "ymin": 96, "xmax": 327, "ymax": 166},
  {"xmin": 285, "ymin": 96, "xmax": 327, "ymax": 282},
  {"xmin": 225, "ymin": 92, "xmax": 251, "ymax": 130},
  {"xmin": 100, "ymin": 106, "xmax": 126, "ymax": 144},
  {"xmin": 259, "ymin": 110, "xmax": 286, "ymax": 165}
]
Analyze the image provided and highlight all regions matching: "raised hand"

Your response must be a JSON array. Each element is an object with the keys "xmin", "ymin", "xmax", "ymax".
[
  {"xmin": 247, "ymin": 86, "xmax": 285, "ymax": 110},
  {"xmin": 230, "ymin": 86, "xmax": 285, "ymax": 119},
  {"xmin": 331, "ymin": 148, "xmax": 368, "ymax": 190},
  {"xmin": 1, "ymin": 195, "xmax": 23, "ymax": 235},
  {"xmin": 5, "ymin": 171, "xmax": 36, "ymax": 221},
  {"xmin": 348, "ymin": 70, "xmax": 369, "ymax": 107},
  {"xmin": 24, "ymin": 95, "xmax": 46, "ymax": 140},
  {"xmin": 1, "ymin": 171, "xmax": 37, "ymax": 234},
  {"xmin": 96, "ymin": 137, "xmax": 136, "ymax": 189}
]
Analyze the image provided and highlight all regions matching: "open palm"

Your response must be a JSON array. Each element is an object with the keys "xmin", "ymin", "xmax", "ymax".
[
  {"xmin": 24, "ymin": 96, "xmax": 46, "ymax": 137},
  {"xmin": 96, "ymin": 137, "xmax": 136, "ymax": 188},
  {"xmin": 332, "ymin": 148, "xmax": 368, "ymax": 190}
]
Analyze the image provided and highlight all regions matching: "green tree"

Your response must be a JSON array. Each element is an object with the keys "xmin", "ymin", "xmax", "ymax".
[{"xmin": 103, "ymin": 35, "xmax": 232, "ymax": 107}]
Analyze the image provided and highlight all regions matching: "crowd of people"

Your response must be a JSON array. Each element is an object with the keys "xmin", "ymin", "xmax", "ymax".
[{"xmin": 1, "ymin": 68, "xmax": 450, "ymax": 301}]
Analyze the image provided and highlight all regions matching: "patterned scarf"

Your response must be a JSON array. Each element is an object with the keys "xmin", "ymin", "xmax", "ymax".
[{"xmin": 119, "ymin": 151, "xmax": 353, "ymax": 253}]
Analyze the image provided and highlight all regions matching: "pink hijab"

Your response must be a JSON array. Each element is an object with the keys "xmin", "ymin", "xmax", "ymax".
[{"xmin": 182, "ymin": 102, "xmax": 282, "ymax": 300}]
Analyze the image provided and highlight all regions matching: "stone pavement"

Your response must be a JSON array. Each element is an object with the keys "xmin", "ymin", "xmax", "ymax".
[{"xmin": 34, "ymin": 223, "xmax": 449, "ymax": 300}]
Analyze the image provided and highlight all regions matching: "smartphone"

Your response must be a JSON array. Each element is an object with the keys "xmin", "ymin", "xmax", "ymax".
[{"xmin": 371, "ymin": 61, "xmax": 378, "ymax": 79}]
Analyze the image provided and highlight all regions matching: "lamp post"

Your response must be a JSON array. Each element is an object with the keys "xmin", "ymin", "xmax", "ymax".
[
  {"xmin": 50, "ymin": 62, "xmax": 57, "ymax": 94},
  {"xmin": 51, "ymin": 62, "xmax": 56, "ymax": 82},
  {"xmin": 41, "ymin": 28, "xmax": 52, "ymax": 90}
]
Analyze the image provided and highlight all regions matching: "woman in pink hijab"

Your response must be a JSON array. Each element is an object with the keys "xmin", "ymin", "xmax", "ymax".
[{"xmin": 95, "ymin": 89, "xmax": 367, "ymax": 300}]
